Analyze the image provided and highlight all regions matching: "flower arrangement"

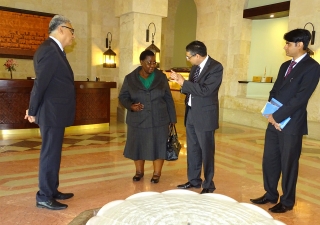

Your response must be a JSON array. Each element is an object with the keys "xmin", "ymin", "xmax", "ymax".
[{"xmin": 3, "ymin": 59, "xmax": 18, "ymax": 79}]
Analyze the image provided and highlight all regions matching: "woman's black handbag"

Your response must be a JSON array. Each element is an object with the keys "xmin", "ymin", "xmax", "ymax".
[{"xmin": 166, "ymin": 124, "xmax": 181, "ymax": 161}]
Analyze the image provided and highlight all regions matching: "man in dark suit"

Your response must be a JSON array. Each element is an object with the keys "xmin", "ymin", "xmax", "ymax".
[
  {"xmin": 24, "ymin": 15, "xmax": 76, "ymax": 210},
  {"xmin": 250, "ymin": 29, "xmax": 320, "ymax": 213},
  {"xmin": 170, "ymin": 40, "xmax": 223, "ymax": 194}
]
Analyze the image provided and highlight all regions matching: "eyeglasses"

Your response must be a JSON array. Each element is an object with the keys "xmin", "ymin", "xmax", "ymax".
[
  {"xmin": 186, "ymin": 54, "xmax": 195, "ymax": 60},
  {"xmin": 61, "ymin": 26, "xmax": 75, "ymax": 35},
  {"xmin": 145, "ymin": 61, "xmax": 157, "ymax": 66}
]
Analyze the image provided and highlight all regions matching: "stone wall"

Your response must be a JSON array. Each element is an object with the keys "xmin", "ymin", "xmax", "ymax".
[
  {"xmin": 0, "ymin": 0, "xmax": 119, "ymax": 114},
  {"xmin": 1, "ymin": 0, "xmax": 319, "ymax": 139},
  {"xmin": 160, "ymin": 0, "xmax": 320, "ymax": 139}
]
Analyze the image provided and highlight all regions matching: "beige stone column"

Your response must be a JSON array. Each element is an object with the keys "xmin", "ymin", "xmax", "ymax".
[{"xmin": 115, "ymin": 0, "xmax": 168, "ymax": 122}]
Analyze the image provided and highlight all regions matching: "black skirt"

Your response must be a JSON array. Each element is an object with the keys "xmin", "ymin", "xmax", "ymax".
[{"xmin": 123, "ymin": 124, "xmax": 168, "ymax": 160}]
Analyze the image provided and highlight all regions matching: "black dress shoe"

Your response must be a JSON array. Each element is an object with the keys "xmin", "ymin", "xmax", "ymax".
[
  {"xmin": 36, "ymin": 199, "xmax": 68, "ymax": 210},
  {"xmin": 133, "ymin": 173, "xmax": 144, "ymax": 181},
  {"xmin": 53, "ymin": 192, "xmax": 74, "ymax": 200},
  {"xmin": 200, "ymin": 188, "xmax": 214, "ymax": 194},
  {"xmin": 150, "ymin": 175, "xmax": 160, "ymax": 183},
  {"xmin": 269, "ymin": 202, "xmax": 293, "ymax": 213},
  {"xmin": 177, "ymin": 182, "xmax": 201, "ymax": 189},
  {"xmin": 250, "ymin": 194, "xmax": 277, "ymax": 204}
]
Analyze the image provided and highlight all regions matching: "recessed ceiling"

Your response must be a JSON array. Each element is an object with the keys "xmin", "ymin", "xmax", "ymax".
[{"xmin": 243, "ymin": 1, "xmax": 290, "ymax": 20}]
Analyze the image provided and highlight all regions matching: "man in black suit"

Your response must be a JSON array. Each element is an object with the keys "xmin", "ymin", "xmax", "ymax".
[
  {"xmin": 250, "ymin": 29, "xmax": 320, "ymax": 213},
  {"xmin": 170, "ymin": 41, "xmax": 223, "ymax": 194},
  {"xmin": 24, "ymin": 15, "xmax": 76, "ymax": 210}
]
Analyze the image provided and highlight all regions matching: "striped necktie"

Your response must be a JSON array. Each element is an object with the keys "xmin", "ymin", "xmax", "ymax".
[
  {"xmin": 186, "ymin": 66, "xmax": 201, "ymax": 105},
  {"xmin": 284, "ymin": 61, "xmax": 296, "ymax": 78},
  {"xmin": 191, "ymin": 66, "xmax": 201, "ymax": 83}
]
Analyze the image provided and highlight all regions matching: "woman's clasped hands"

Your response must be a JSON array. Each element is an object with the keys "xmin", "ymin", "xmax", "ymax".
[{"xmin": 131, "ymin": 102, "xmax": 144, "ymax": 112}]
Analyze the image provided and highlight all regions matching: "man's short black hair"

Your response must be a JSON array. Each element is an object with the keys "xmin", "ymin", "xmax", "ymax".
[
  {"xmin": 186, "ymin": 41, "xmax": 207, "ymax": 57},
  {"xmin": 284, "ymin": 29, "xmax": 311, "ymax": 50}
]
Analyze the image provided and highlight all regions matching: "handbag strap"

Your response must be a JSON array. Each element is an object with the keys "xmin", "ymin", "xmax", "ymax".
[{"xmin": 169, "ymin": 124, "xmax": 178, "ymax": 136}]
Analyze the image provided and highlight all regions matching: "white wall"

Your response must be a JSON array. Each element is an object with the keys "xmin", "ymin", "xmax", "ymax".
[
  {"xmin": 248, "ymin": 17, "xmax": 289, "ymax": 80},
  {"xmin": 246, "ymin": 17, "xmax": 289, "ymax": 98}
]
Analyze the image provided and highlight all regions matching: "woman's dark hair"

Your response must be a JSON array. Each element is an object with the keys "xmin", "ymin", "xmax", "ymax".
[
  {"xmin": 140, "ymin": 50, "xmax": 155, "ymax": 61},
  {"xmin": 284, "ymin": 29, "xmax": 311, "ymax": 50},
  {"xmin": 186, "ymin": 41, "xmax": 207, "ymax": 57}
]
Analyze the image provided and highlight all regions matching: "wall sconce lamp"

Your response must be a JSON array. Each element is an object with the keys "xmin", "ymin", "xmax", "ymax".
[
  {"xmin": 103, "ymin": 32, "xmax": 116, "ymax": 68},
  {"xmin": 304, "ymin": 22, "xmax": 316, "ymax": 45},
  {"xmin": 146, "ymin": 22, "xmax": 160, "ymax": 67}
]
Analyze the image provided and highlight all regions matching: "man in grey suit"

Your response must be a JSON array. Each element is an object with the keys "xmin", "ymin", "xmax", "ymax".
[
  {"xmin": 24, "ymin": 15, "xmax": 76, "ymax": 210},
  {"xmin": 170, "ymin": 40, "xmax": 223, "ymax": 194}
]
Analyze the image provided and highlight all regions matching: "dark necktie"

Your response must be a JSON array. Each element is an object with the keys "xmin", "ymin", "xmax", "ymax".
[
  {"xmin": 284, "ymin": 61, "xmax": 296, "ymax": 78},
  {"xmin": 63, "ymin": 51, "xmax": 66, "ymax": 57},
  {"xmin": 186, "ymin": 66, "xmax": 201, "ymax": 105},
  {"xmin": 191, "ymin": 66, "xmax": 201, "ymax": 83}
]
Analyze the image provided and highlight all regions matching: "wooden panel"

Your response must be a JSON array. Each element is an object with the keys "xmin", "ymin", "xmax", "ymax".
[
  {"xmin": 0, "ymin": 80, "xmax": 116, "ymax": 129},
  {"xmin": 0, "ymin": 6, "xmax": 54, "ymax": 59},
  {"xmin": 243, "ymin": 1, "xmax": 290, "ymax": 20},
  {"xmin": 73, "ymin": 81, "xmax": 116, "ymax": 126}
]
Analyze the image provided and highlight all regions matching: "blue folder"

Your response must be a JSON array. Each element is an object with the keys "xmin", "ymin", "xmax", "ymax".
[{"xmin": 261, "ymin": 98, "xmax": 291, "ymax": 129}]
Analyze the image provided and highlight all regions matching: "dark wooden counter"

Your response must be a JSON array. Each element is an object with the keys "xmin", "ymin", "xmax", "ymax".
[{"xmin": 0, "ymin": 79, "xmax": 117, "ymax": 129}]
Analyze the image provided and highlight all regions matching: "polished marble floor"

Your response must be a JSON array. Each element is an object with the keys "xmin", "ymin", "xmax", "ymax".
[{"xmin": 1, "ymin": 115, "xmax": 320, "ymax": 225}]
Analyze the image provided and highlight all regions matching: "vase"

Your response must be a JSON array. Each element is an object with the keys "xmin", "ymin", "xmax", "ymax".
[{"xmin": 10, "ymin": 70, "xmax": 12, "ymax": 79}]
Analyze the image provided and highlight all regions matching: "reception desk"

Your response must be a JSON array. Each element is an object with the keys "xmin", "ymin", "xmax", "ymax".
[{"xmin": 0, "ymin": 79, "xmax": 116, "ymax": 130}]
